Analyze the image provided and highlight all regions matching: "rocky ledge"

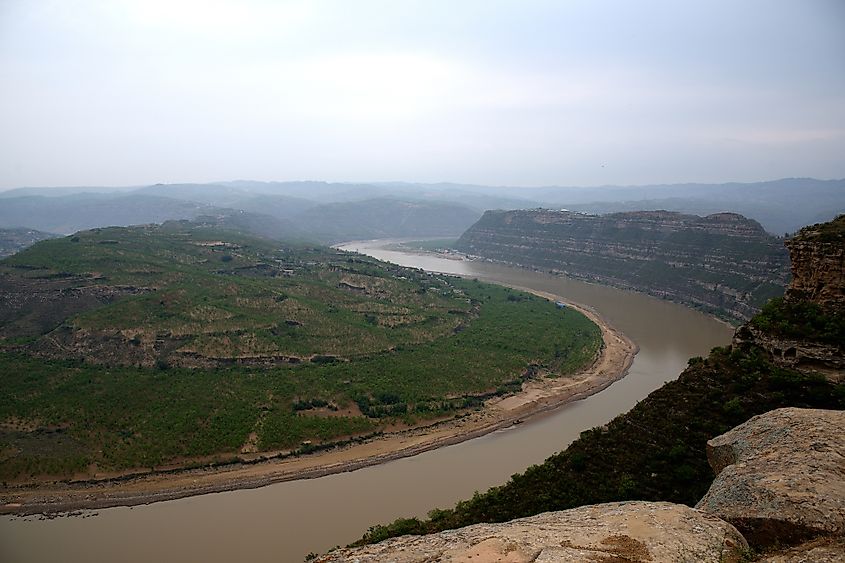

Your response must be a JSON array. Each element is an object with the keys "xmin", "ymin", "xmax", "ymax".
[
  {"xmin": 733, "ymin": 323, "xmax": 845, "ymax": 378},
  {"xmin": 758, "ymin": 537, "xmax": 845, "ymax": 562},
  {"xmin": 318, "ymin": 501, "xmax": 747, "ymax": 562},
  {"xmin": 696, "ymin": 408, "xmax": 845, "ymax": 546}
]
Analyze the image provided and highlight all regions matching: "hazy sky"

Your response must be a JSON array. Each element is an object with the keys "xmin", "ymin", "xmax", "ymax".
[{"xmin": 1, "ymin": 0, "xmax": 843, "ymax": 189}]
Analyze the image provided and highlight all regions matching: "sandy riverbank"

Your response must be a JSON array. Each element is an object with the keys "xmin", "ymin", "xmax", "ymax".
[{"xmin": 1, "ymin": 290, "xmax": 637, "ymax": 516}]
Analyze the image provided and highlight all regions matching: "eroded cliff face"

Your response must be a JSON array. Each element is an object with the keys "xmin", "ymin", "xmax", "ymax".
[
  {"xmin": 784, "ymin": 215, "xmax": 845, "ymax": 311},
  {"xmin": 734, "ymin": 215, "xmax": 844, "ymax": 378},
  {"xmin": 455, "ymin": 210, "xmax": 789, "ymax": 321}
]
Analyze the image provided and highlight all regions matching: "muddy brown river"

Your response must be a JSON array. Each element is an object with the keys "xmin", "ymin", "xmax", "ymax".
[{"xmin": 0, "ymin": 241, "xmax": 733, "ymax": 563}]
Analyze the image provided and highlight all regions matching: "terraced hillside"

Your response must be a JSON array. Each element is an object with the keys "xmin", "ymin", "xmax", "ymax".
[
  {"xmin": 456, "ymin": 210, "xmax": 790, "ymax": 321},
  {"xmin": 0, "ymin": 222, "xmax": 600, "ymax": 480}
]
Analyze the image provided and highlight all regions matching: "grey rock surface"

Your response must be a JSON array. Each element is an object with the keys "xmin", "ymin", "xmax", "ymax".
[
  {"xmin": 696, "ymin": 407, "xmax": 845, "ymax": 547},
  {"xmin": 318, "ymin": 501, "xmax": 747, "ymax": 562}
]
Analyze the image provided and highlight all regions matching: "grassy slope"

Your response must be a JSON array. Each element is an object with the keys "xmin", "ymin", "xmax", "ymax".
[
  {"xmin": 1, "ymin": 223, "xmax": 469, "ymax": 360},
  {"xmin": 0, "ymin": 225, "xmax": 601, "ymax": 480}
]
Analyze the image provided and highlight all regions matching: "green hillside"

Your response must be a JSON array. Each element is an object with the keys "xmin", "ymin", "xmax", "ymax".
[{"xmin": 0, "ymin": 222, "xmax": 600, "ymax": 480}]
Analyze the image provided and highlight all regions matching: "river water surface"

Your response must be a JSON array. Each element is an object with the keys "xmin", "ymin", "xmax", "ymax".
[{"xmin": 0, "ymin": 240, "xmax": 733, "ymax": 563}]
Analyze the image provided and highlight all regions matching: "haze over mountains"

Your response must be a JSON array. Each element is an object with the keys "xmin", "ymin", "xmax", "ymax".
[{"xmin": 1, "ymin": 178, "xmax": 842, "ymax": 244}]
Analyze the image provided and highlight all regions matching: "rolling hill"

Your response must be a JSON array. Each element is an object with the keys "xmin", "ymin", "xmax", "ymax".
[{"xmin": 0, "ymin": 221, "xmax": 600, "ymax": 480}]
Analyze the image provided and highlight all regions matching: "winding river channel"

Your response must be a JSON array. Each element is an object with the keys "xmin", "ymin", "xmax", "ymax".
[{"xmin": 0, "ymin": 240, "xmax": 733, "ymax": 563}]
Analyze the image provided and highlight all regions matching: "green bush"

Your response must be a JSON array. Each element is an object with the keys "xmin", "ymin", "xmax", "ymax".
[{"xmin": 752, "ymin": 297, "xmax": 845, "ymax": 345}]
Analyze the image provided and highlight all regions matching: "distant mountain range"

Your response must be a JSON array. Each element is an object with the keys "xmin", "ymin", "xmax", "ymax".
[
  {"xmin": 0, "ymin": 178, "xmax": 842, "ymax": 242},
  {"xmin": 376, "ymin": 178, "xmax": 845, "ymax": 235}
]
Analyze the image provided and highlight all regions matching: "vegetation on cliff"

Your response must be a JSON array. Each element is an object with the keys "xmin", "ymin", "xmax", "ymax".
[
  {"xmin": 797, "ymin": 213, "xmax": 845, "ymax": 241},
  {"xmin": 752, "ymin": 297, "xmax": 845, "ymax": 346},
  {"xmin": 0, "ymin": 223, "xmax": 600, "ymax": 480}
]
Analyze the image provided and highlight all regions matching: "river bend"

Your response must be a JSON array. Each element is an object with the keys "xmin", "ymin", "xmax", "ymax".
[{"xmin": 0, "ymin": 240, "xmax": 733, "ymax": 563}]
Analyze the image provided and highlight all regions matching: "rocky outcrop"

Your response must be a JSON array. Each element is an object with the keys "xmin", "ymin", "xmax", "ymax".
[
  {"xmin": 734, "ymin": 215, "xmax": 844, "ymax": 378},
  {"xmin": 733, "ymin": 323, "xmax": 845, "ymax": 377},
  {"xmin": 327, "ymin": 408, "xmax": 844, "ymax": 561},
  {"xmin": 319, "ymin": 501, "xmax": 747, "ymax": 562},
  {"xmin": 696, "ymin": 408, "xmax": 845, "ymax": 547},
  {"xmin": 456, "ymin": 210, "xmax": 789, "ymax": 321},
  {"xmin": 784, "ymin": 215, "xmax": 845, "ymax": 311}
]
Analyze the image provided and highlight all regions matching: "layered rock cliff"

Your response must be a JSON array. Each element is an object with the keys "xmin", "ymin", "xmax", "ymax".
[
  {"xmin": 455, "ymin": 210, "xmax": 790, "ymax": 321},
  {"xmin": 784, "ymin": 215, "xmax": 845, "ymax": 310},
  {"xmin": 735, "ymin": 214, "xmax": 844, "ymax": 377}
]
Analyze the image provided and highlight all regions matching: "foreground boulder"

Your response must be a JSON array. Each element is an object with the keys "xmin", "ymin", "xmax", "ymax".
[
  {"xmin": 696, "ymin": 407, "xmax": 845, "ymax": 546},
  {"xmin": 319, "ymin": 501, "xmax": 746, "ymax": 562}
]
